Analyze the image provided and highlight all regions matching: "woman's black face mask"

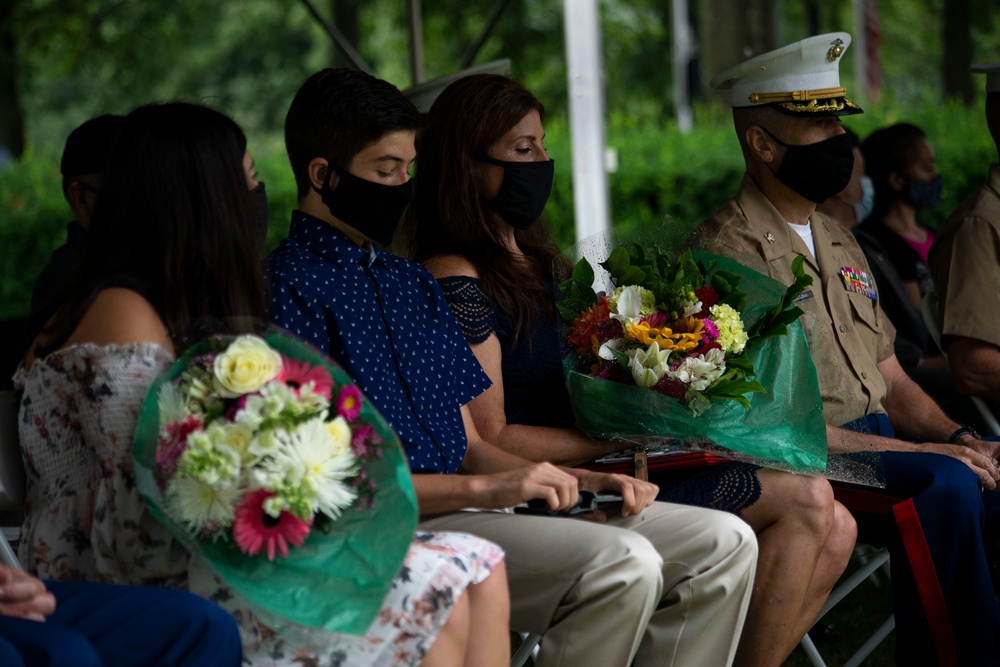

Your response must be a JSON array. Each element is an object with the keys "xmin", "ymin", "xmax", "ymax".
[
  {"xmin": 761, "ymin": 127, "xmax": 855, "ymax": 204},
  {"xmin": 477, "ymin": 154, "xmax": 554, "ymax": 230},
  {"xmin": 313, "ymin": 165, "xmax": 414, "ymax": 247}
]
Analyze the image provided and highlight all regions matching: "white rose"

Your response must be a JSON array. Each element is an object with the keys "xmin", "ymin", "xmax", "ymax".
[{"xmin": 212, "ymin": 335, "xmax": 281, "ymax": 398}]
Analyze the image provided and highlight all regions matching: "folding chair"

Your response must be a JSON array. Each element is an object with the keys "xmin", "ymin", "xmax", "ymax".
[
  {"xmin": 511, "ymin": 632, "xmax": 541, "ymax": 667},
  {"xmin": 0, "ymin": 390, "xmax": 25, "ymax": 568},
  {"xmin": 798, "ymin": 547, "xmax": 893, "ymax": 667},
  {"xmin": 796, "ymin": 486, "xmax": 897, "ymax": 666},
  {"xmin": 922, "ymin": 292, "xmax": 1000, "ymax": 435}
]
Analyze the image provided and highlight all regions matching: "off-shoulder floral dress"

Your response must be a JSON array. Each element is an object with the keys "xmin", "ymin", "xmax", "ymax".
[{"xmin": 14, "ymin": 343, "xmax": 504, "ymax": 667}]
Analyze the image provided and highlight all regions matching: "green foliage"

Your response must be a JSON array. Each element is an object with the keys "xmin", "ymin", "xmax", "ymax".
[
  {"xmin": 555, "ymin": 256, "xmax": 598, "ymax": 323},
  {"xmin": 745, "ymin": 255, "xmax": 812, "ymax": 342},
  {"xmin": 0, "ymin": 146, "xmax": 67, "ymax": 319}
]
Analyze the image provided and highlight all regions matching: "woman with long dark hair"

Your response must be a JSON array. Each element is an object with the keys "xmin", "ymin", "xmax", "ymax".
[
  {"xmin": 17, "ymin": 101, "xmax": 509, "ymax": 667},
  {"xmin": 402, "ymin": 73, "xmax": 857, "ymax": 667}
]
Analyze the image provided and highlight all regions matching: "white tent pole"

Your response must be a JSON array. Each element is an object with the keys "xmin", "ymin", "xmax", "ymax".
[
  {"xmin": 671, "ymin": 0, "xmax": 693, "ymax": 134},
  {"xmin": 852, "ymin": 0, "xmax": 867, "ymax": 105},
  {"xmin": 563, "ymin": 0, "xmax": 610, "ymax": 243}
]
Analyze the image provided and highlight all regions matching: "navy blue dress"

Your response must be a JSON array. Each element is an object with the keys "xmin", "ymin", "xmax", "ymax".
[{"xmin": 439, "ymin": 275, "xmax": 763, "ymax": 515}]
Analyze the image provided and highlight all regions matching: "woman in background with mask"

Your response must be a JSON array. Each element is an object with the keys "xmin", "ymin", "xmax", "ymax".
[
  {"xmin": 850, "ymin": 124, "xmax": 985, "ymax": 426},
  {"xmin": 401, "ymin": 73, "xmax": 857, "ymax": 667},
  {"xmin": 856, "ymin": 123, "xmax": 941, "ymax": 312}
]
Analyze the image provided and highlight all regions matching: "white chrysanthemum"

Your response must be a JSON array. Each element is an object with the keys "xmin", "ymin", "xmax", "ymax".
[
  {"xmin": 673, "ymin": 348, "xmax": 727, "ymax": 391},
  {"xmin": 167, "ymin": 477, "xmax": 241, "ymax": 534},
  {"xmin": 627, "ymin": 342, "xmax": 672, "ymax": 388},
  {"xmin": 709, "ymin": 303, "xmax": 749, "ymax": 354},
  {"xmin": 178, "ymin": 426, "xmax": 242, "ymax": 487},
  {"xmin": 157, "ymin": 382, "xmax": 191, "ymax": 427},
  {"xmin": 272, "ymin": 418, "xmax": 359, "ymax": 519}
]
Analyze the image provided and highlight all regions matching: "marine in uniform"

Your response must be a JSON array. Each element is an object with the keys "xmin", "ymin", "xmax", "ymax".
[
  {"xmin": 929, "ymin": 63, "xmax": 1000, "ymax": 403},
  {"xmin": 692, "ymin": 33, "xmax": 1000, "ymax": 666}
]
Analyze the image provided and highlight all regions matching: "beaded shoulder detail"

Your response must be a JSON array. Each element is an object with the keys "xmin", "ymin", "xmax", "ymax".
[{"xmin": 436, "ymin": 276, "xmax": 496, "ymax": 344}]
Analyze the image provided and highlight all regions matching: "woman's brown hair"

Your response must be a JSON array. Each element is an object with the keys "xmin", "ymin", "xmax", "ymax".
[{"xmin": 402, "ymin": 73, "xmax": 562, "ymax": 340}]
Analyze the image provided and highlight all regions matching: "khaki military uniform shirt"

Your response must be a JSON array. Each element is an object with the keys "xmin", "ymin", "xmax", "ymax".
[
  {"xmin": 693, "ymin": 176, "xmax": 896, "ymax": 426},
  {"xmin": 929, "ymin": 165, "xmax": 1000, "ymax": 347}
]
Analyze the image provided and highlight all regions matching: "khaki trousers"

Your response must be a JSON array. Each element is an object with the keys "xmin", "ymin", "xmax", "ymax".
[{"xmin": 420, "ymin": 502, "xmax": 756, "ymax": 667}]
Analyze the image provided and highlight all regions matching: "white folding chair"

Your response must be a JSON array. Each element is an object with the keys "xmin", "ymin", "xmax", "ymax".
[
  {"xmin": 0, "ymin": 390, "xmax": 25, "ymax": 568},
  {"xmin": 921, "ymin": 292, "xmax": 1000, "ymax": 435},
  {"xmin": 798, "ymin": 546, "xmax": 893, "ymax": 667}
]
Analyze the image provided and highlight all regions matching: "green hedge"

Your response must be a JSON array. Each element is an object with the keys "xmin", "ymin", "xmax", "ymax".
[{"xmin": 2, "ymin": 97, "xmax": 995, "ymax": 319}]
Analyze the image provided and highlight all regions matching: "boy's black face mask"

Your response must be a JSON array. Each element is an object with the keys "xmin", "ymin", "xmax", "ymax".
[{"xmin": 313, "ymin": 166, "xmax": 414, "ymax": 247}]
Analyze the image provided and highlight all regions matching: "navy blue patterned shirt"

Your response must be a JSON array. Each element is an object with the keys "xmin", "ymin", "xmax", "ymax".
[{"xmin": 265, "ymin": 211, "xmax": 491, "ymax": 474}]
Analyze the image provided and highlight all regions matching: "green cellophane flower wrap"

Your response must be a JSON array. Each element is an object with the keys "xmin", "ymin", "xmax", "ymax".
[
  {"xmin": 560, "ymin": 231, "xmax": 831, "ymax": 473},
  {"xmin": 133, "ymin": 331, "xmax": 417, "ymax": 636}
]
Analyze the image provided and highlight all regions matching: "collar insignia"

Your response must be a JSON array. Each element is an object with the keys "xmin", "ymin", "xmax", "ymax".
[{"xmin": 765, "ymin": 232, "xmax": 776, "ymax": 244}]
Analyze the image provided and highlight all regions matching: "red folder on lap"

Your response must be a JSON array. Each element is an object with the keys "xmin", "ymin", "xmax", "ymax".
[{"xmin": 582, "ymin": 450, "xmax": 728, "ymax": 481}]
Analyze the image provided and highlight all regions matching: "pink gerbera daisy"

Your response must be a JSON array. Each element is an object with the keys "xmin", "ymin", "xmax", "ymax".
[
  {"xmin": 337, "ymin": 385, "xmax": 363, "ymax": 421},
  {"xmin": 232, "ymin": 489, "xmax": 312, "ymax": 561},
  {"xmin": 278, "ymin": 357, "xmax": 334, "ymax": 399}
]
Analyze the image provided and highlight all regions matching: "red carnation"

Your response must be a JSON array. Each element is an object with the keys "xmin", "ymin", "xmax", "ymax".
[
  {"xmin": 694, "ymin": 287, "xmax": 719, "ymax": 318},
  {"xmin": 653, "ymin": 376, "xmax": 687, "ymax": 401}
]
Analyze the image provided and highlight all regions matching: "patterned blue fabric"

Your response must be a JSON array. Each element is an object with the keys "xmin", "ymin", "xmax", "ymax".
[{"xmin": 266, "ymin": 212, "xmax": 491, "ymax": 474}]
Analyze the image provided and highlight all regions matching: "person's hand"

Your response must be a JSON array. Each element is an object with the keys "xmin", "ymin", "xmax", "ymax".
[
  {"xmin": 963, "ymin": 438, "xmax": 1000, "ymax": 466},
  {"xmin": 574, "ymin": 470, "xmax": 658, "ymax": 518},
  {"xmin": 919, "ymin": 442, "xmax": 1000, "ymax": 489},
  {"xmin": 480, "ymin": 462, "xmax": 580, "ymax": 511},
  {"xmin": 0, "ymin": 566, "xmax": 55, "ymax": 622}
]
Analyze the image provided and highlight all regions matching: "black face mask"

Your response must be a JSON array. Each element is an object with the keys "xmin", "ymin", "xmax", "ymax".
[
  {"xmin": 904, "ymin": 174, "xmax": 943, "ymax": 210},
  {"xmin": 251, "ymin": 181, "xmax": 268, "ymax": 248},
  {"xmin": 314, "ymin": 166, "xmax": 414, "ymax": 246},
  {"xmin": 477, "ymin": 154, "xmax": 554, "ymax": 229},
  {"xmin": 762, "ymin": 128, "xmax": 855, "ymax": 204}
]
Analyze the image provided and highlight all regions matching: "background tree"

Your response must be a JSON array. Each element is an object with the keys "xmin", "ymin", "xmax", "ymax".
[
  {"xmin": 0, "ymin": 0, "xmax": 25, "ymax": 161},
  {"xmin": 942, "ymin": 0, "xmax": 974, "ymax": 104}
]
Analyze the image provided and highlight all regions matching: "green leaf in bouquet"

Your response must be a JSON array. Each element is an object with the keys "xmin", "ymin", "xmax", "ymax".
[
  {"xmin": 723, "ymin": 353, "xmax": 756, "ymax": 376},
  {"xmin": 558, "ymin": 257, "xmax": 600, "ymax": 322},
  {"xmin": 746, "ymin": 256, "xmax": 812, "ymax": 342},
  {"xmin": 600, "ymin": 246, "xmax": 633, "ymax": 284}
]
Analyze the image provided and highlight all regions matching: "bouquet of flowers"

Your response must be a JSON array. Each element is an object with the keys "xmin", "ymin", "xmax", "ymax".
[
  {"xmin": 561, "ymin": 246, "xmax": 809, "ymax": 416},
  {"xmin": 559, "ymin": 237, "xmax": 829, "ymax": 472},
  {"xmin": 134, "ymin": 332, "xmax": 417, "ymax": 634}
]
